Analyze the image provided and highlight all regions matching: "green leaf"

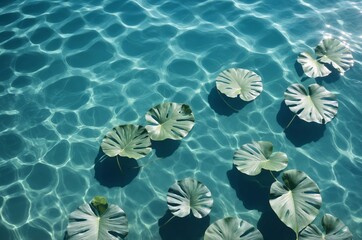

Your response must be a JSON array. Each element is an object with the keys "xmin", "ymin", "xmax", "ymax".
[
  {"xmin": 297, "ymin": 52, "xmax": 331, "ymax": 78},
  {"xmin": 101, "ymin": 124, "xmax": 151, "ymax": 160},
  {"xmin": 204, "ymin": 217, "xmax": 263, "ymax": 240},
  {"xmin": 91, "ymin": 196, "xmax": 108, "ymax": 216},
  {"xmin": 299, "ymin": 214, "xmax": 353, "ymax": 240},
  {"xmin": 233, "ymin": 141, "xmax": 288, "ymax": 176},
  {"xmin": 284, "ymin": 83, "xmax": 338, "ymax": 124},
  {"xmin": 167, "ymin": 177, "xmax": 213, "ymax": 218},
  {"xmin": 67, "ymin": 198, "xmax": 128, "ymax": 240},
  {"xmin": 145, "ymin": 102, "xmax": 195, "ymax": 141},
  {"xmin": 315, "ymin": 38, "xmax": 354, "ymax": 73},
  {"xmin": 216, "ymin": 68, "xmax": 263, "ymax": 101},
  {"xmin": 269, "ymin": 170, "xmax": 322, "ymax": 236}
]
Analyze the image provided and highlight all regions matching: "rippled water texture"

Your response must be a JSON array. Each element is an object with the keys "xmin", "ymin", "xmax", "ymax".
[{"xmin": 1, "ymin": 0, "xmax": 362, "ymax": 239}]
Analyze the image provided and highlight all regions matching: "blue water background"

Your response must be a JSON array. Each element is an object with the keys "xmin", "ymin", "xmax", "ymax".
[{"xmin": 0, "ymin": 0, "xmax": 362, "ymax": 239}]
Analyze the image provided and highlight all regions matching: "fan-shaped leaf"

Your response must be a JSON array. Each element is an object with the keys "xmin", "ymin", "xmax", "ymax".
[
  {"xmin": 269, "ymin": 170, "xmax": 322, "ymax": 236},
  {"xmin": 299, "ymin": 214, "xmax": 353, "ymax": 240},
  {"xmin": 67, "ymin": 197, "xmax": 128, "ymax": 240},
  {"xmin": 216, "ymin": 68, "xmax": 263, "ymax": 101},
  {"xmin": 167, "ymin": 177, "xmax": 213, "ymax": 218},
  {"xmin": 145, "ymin": 102, "xmax": 195, "ymax": 141},
  {"xmin": 204, "ymin": 217, "xmax": 263, "ymax": 240},
  {"xmin": 101, "ymin": 124, "xmax": 151, "ymax": 160},
  {"xmin": 233, "ymin": 141, "xmax": 288, "ymax": 176},
  {"xmin": 297, "ymin": 52, "xmax": 331, "ymax": 78},
  {"xmin": 284, "ymin": 83, "xmax": 338, "ymax": 124},
  {"xmin": 315, "ymin": 38, "xmax": 354, "ymax": 73}
]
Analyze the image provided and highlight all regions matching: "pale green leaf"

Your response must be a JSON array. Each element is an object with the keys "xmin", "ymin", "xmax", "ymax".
[
  {"xmin": 233, "ymin": 141, "xmax": 288, "ymax": 176},
  {"xmin": 284, "ymin": 83, "xmax": 338, "ymax": 124},
  {"xmin": 145, "ymin": 102, "xmax": 195, "ymax": 141},
  {"xmin": 204, "ymin": 217, "xmax": 263, "ymax": 240},
  {"xmin": 216, "ymin": 68, "xmax": 263, "ymax": 101},
  {"xmin": 269, "ymin": 170, "xmax": 322, "ymax": 236},
  {"xmin": 167, "ymin": 177, "xmax": 213, "ymax": 218}
]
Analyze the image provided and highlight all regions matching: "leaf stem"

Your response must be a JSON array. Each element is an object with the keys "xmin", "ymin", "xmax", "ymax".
[
  {"xmin": 269, "ymin": 171, "xmax": 279, "ymax": 183},
  {"xmin": 159, "ymin": 215, "xmax": 176, "ymax": 228},
  {"xmin": 116, "ymin": 156, "xmax": 122, "ymax": 173},
  {"xmin": 216, "ymin": 89, "xmax": 239, "ymax": 112},
  {"xmin": 95, "ymin": 154, "xmax": 108, "ymax": 165},
  {"xmin": 284, "ymin": 114, "xmax": 297, "ymax": 131}
]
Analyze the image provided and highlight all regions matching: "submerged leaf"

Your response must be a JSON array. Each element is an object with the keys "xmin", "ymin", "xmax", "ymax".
[
  {"xmin": 233, "ymin": 141, "xmax": 288, "ymax": 176},
  {"xmin": 269, "ymin": 170, "xmax": 322, "ymax": 236},
  {"xmin": 167, "ymin": 177, "xmax": 213, "ymax": 218},
  {"xmin": 145, "ymin": 102, "xmax": 195, "ymax": 141},
  {"xmin": 101, "ymin": 124, "xmax": 151, "ymax": 160},
  {"xmin": 216, "ymin": 68, "xmax": 263, "ymax": 101},
  {"xmin": 284, "ymin": 83, "xmax": 338, "ymax": 124},
  {"xmin": 204, "ymin": 217, "xmax": 263, "ymax": 240}
]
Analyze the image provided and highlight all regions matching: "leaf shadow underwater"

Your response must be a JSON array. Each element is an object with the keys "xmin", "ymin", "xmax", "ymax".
[
  {"xmin": 227, "ymin": 166, "xmax": 295, "ymax": 240},
  {"xmin": 152, "ymin": 139, "xmax": 181, "ymax": 158},
  {"xmin": 227, "ymin": 166, "xmax": 276, "ymax": 211},
  {"xmin": 276, "ymin": 101, "xmax": 326, "ymax": 147},
  {"xmin": 94, "ymin": 148, "xmax": 140, "ymax": 188},
  {"xmin": 208, "ymin": 86, "xmax": 250, "ymax": 116},
  {"xmin": 158, "ymin": 210, "xmax": 210, "ymax": 240}
]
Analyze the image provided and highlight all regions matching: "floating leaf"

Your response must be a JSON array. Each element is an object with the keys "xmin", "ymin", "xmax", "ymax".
[
  {"xmin": 297, "ymin": 52, "xmax": 331, "ymax": 78},
  {"xmin": 216, "ymin": 68, "xmax": 263, "ymax": 101},
  {"xmin": 67, "ymin": 197, "xmax": 128, "ymax": 240},
  {"xmin": 101, "ymin": 124, "xmax": 151, "ymax": 160},
  {"xmin": 315, "ymin": 38, "xmax": 354, "ymax": 73},
  {"xmin": 145, "ymin": 102, "xmax": 195, "ymax": 141},
  {"xmin": 233, "ymin": 141, "xmax": 288, "ymax": 176},
  {"xmin": 269, "ymin": 170, "xmax": 322, "ymax": 236},
  {"xmin": 299, "ymin": 214, "xmax": 353, "ymax": 240},
  {"xmin": 204, "ymin": 217, "xmax": 263, "ymax": 240},
  {"xmin": 167, "ymin": 177, "xmax": 213, "ymax": 218},
  {"xmin": 284, "ymin": 83, "xmax": 338, "ymax": 124}
]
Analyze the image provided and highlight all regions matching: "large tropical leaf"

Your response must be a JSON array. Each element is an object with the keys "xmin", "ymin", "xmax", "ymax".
[
  {"xmin": 204, "ymin": 217, "xmax": 263, "ymax": 240},
  {"xmin": 67, "ymin": 196, "xmax": 128, "ymax": 240},
  {"xmin": 233, "ymin": 141, "xmax": 288, "ymax": 176},
  {"xmin": 145, "ymin": 102, "xmax": 195, "ymax": 141},
  {"xmin": 299, "ymin": 214, "xmax": 353, "ymax": 240},
  {"xmin": 315, "ymin": 38, "xmax": 354, "ymax": 73},
  {"xmin": 284, "ymin": 83, "xmax": 338, "ymax": 124},
  {"xmin": 101, "ymin": 124, "xmax": 151, "ymax": 160},
  {"xmin": 167, "ymin": 177, "xmax": 213, "ymax": 218},
  {"xmin": 216, "ymin": 68, "xmax": 263, "ymax": 101},
  {"xmin": 269, "ymin": 170, "xmax": 322, "ymax": 236},
  {"xmin": 297, "ymin": 52, "xmax": 331, "ymax": 78}
]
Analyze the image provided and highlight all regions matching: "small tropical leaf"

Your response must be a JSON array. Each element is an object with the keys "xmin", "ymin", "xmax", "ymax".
[
  {"xmin": 284, "ymin": 83, "xmax": 338, "ymax": 124},
  {"xmin": 67, "ymin": 197, "xmax": 129, "ymax": 240},
  {"xmin": 315, "ymin": 38, "xmax": 354, "ymax": 73},
  {"xmin": 91, "ymin": 196, "xmax": 108, "ymax": 216},
  {"xmin": 299, "ymin": 214, "xmax": 353, "ymax": 240},
  {"xmin": 216, "ymin": 68, "xmax": 263, "ymax": 101},
  {"xmin": 101, "ymin": 124, "xmax": 151, "ymax": 160},
  {"xmin": 297, "ymin": 52, "xmax": 331, "ymax": 78},
  {"xmin": 145, "ymin": 102, "xmax": 195, "ymax": 141},
  {"xmin": 204, "ymin": 217, "xmax": 263, "ymax": 240},
  {"xmin": 269, "ymin": 170, "xmax": 322, "ymax": 236},
  {"xmin": 167, "ymin": 177, "xmax": 213, "ymax": 218},
  {"xmin": 233, "ymin": 141, "xmax": 288, "ymax": 176}
]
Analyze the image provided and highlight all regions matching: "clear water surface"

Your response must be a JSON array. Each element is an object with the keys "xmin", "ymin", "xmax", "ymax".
[{"xmin": 0, "ymin": 0, "xmax": 361, "ymax": 239}]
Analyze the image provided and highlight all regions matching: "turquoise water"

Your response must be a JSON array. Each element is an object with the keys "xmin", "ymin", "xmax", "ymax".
[{"xmin": 0, "ymin": 0, "xmax": 362, "ymax": 239}]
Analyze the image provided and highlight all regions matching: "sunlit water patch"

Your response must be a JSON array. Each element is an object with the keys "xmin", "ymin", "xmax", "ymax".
[{"xmin": 0, "ymin": 0, "xmax": 361, "ymax": 239}]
